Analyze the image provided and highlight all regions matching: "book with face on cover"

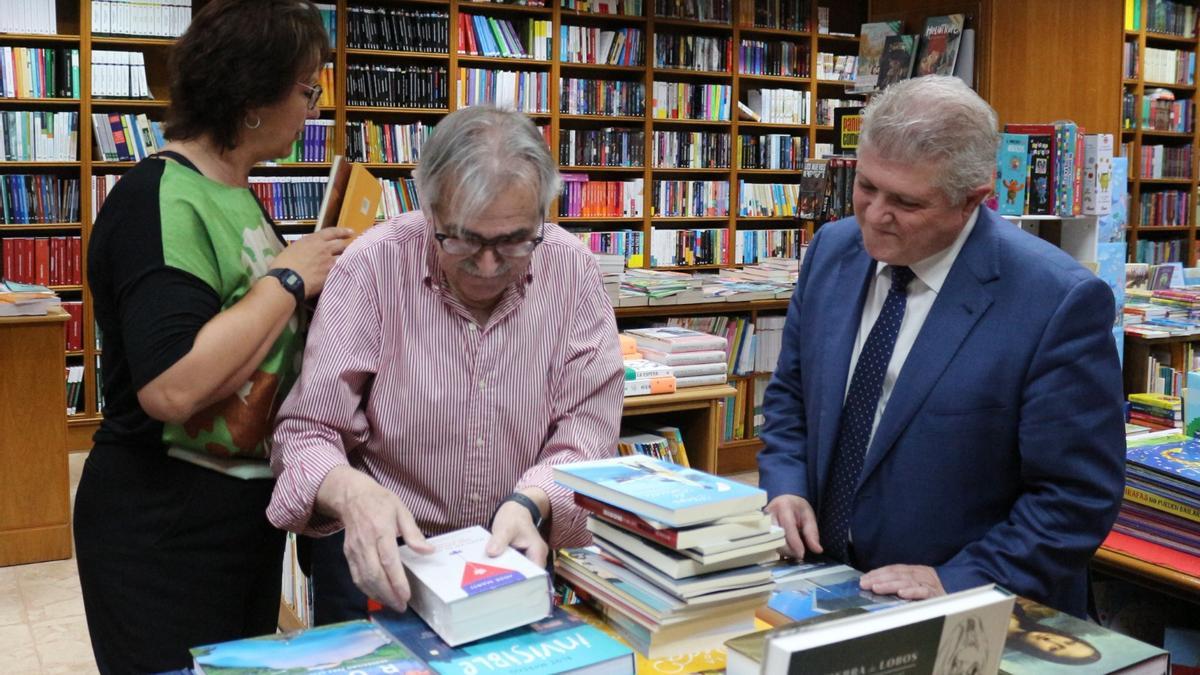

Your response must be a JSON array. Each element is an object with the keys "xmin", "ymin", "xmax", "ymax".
[
  {"xmin": 315, "ymin": 155, "xmax": 382, "ymax": 235},
  {"xmin": 397, "ymin": 526, "xmax": 552, "ymax": 646}
]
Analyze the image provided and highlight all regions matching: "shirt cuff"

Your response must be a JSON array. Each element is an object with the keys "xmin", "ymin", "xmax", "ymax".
[
  {"xmin": 267, "ymin": 445, "xmax": 351, "ymax": 536},
  {"xmin": 516, "ymin": 465, "xmax": 590, "ymax": 550}
]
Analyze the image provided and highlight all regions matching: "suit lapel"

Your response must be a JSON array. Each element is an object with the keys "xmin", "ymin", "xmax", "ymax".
[
  {"xmin": 816, "ymin": 239, "xmax": 875, "ymax": 498},
  {"xmin": 857, "ymin": 212, "xmax": 1001, "ymax": 487}
]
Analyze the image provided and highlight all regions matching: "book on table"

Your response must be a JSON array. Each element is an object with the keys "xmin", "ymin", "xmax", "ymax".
[
  {"xmin": 587, "ymin": 517, "xmax": 780, "ymax": 576},
  {"xmin": 371, "ymin": 604, "xmax": 635, "ymax": 675},
  {"xmin": 315, "ymin": 155, "xmax": 383, "ymax": 235},
  {"xmin": 998, "ymin": 596, "xmax": 1168, "ymax": 674},
  {"xmin": 572, "ymin": 492, "xmax": 770, "ymax": 549},
  {"xmin": 761, "ymin": 584, "xmax": 1014, "ymax": 675},
  {"xmin": 188, "ymin": 620, "xmax": 430, "ymax": 674},
  {"xmin": 396, "ymin": 525, "xmax": 551, "ymax": 646},
  {"xmin": 552, "ymin": 454, "xmax": 767, "ymax": 527}
]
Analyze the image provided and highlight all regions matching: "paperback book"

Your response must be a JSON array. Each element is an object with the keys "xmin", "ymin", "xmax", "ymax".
[
  {"xmin": 913, "ymin": 14, "xmax": 965, "ymax": 78},
  {"xmin": 189, "ymin": 620, "xmax": 430, "ymax": 674},
  {"xmin": 372, "ymin": 605, "xmax": 635, "ymax": 675},
  {"xmin": 397, "ymin": 526, "xmax": 551, "ymax": 646},
  {"xmin": 553, "ymin": 455, "xmax": 767, "ymax": 527},
  {"xmin": 874, "ymin": 35, "xmax": 917, "ymax": 91}
]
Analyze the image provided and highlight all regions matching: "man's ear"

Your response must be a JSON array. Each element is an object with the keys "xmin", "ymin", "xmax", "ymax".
[{"xmin": 961, "ymin": 183, "xmax": 993, "ymax": 218}]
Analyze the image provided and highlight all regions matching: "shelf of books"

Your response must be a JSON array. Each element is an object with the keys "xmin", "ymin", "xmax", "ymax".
[
  {"xmin": 1, "ymin": 0, "xmax": 868, "ymax": 450},
  {"xmin": 1121, "ymin": 0, "xmax": 1200, "ymax": 266}
]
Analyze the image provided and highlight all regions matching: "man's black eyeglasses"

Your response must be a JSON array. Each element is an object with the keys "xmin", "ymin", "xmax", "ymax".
[{"xmin": 433, "ymin": 224, "xmax": 544, "ymax": 258}]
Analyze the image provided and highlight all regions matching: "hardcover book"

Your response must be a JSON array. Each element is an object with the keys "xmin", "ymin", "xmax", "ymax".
[
  {"xmin": 874, "ymin": 35, "xmax": 917, "ymax": 91},
  {"xmin": 553, "ymin": 455, "xmax": 767, "ymax": 527},
  {"xmin": 761, "ymin": 585, "xmax": 1014, "ymax": 675},
  {"xmin": 1124, "ymin": 433, "xmax": 1200, "ymax": 488},
  {"xmin": 189, "ymin": 620, "xmax": 430, "ymax": 675},
  {"xmin": 371, "ymin": 605, "xmax": 635, "ymax": 675},
  {"xmin": 316, "ymin": 155, "xmax": 383, "ymax": 235},
  {"xmin": 913, "ymin": 14, "xmax": 965, "ymax": 78},
  {"xmin": 397, "ymin": 526, "xmax": 552, "ymax": 646},
  {"xmin": 996, "ymin": 133, "xmax": 1030, "ymax": 216},
  {"xmin": 999, "ymin": 596, "xmax": 1168, "ymax": 674}
]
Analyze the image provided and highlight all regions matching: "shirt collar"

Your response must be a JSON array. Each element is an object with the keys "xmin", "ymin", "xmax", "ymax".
[{"xmin": 873, "ymin": 206, "xmax": 979, "ymax": 294}]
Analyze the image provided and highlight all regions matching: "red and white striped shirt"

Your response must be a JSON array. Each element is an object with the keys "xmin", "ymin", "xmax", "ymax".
[{"xmin": 266, "ymin": 211, "xmax": 625, "ymax": 549}]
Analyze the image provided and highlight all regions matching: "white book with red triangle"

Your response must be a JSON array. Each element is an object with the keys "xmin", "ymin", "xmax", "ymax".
[{"xmin": 397, "ymin": 525, "xmax": 551, "ymax": 646}]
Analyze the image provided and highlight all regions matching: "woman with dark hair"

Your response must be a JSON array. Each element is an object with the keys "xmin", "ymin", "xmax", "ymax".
[{"xmin": 73, "ymin": 0, "xmax": 353, "ymax": 671}]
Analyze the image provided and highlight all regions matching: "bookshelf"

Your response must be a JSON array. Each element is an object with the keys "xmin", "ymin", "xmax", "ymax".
[
  {"xmin": 1121, "ymin": 0, "xmax": 1199, "ymax": 265},
  {"xmin": 1, "ymin": 0, "xmax": 863, "ymax": 451}
]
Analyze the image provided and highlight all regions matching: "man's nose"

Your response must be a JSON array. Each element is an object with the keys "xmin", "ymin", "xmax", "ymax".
[{"xmin": 473, "ymin": 246, "xmax": 503, "ymax": 275}]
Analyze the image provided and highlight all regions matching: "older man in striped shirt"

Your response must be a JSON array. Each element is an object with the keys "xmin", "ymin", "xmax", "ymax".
[{"xmin": 267, "ymin": 106, "xmax": 625, "ymax": 624}]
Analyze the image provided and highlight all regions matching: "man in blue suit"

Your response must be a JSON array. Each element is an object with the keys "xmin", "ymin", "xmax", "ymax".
[{"xmin": 758, "ymin": 75, "xmax": 1125, "ymax": 617}]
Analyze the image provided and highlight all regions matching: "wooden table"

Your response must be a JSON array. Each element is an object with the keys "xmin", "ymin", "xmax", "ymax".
[{"xmin": 0, "ymin": 309, "xmax": 72, "ymax": 566}]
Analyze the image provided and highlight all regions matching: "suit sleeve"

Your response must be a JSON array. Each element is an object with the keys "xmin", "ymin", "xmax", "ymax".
[
  {"xmin": 935, "ymin": 274, "xmax": 1126, "ymax": 600},
  {"xmin": 758, "ymin": 228, "xmax": 826, "ymax": 501}
]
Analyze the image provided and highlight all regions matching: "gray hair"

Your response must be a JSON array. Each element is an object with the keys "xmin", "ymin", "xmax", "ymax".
[
  {"xmin": 414, "ymin": 106, "xmax": 561, "ymax": 232},
  {"xmin": 859, "ymin": 75, "xmax": 999, "ymax": 204}
]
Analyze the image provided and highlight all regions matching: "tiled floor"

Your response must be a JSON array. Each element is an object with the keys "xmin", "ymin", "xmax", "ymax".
[
  {"xmin": 0, "ymin": 457, "xmax": 758, "ymax": 675},
  {"xmin": 0, "ymin": 453, "xmax": 97, "ymax": 675}
]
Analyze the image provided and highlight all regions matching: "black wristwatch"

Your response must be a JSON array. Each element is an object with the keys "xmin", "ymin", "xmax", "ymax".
[
  {"xmin": 497, "ymin": 492, "xmax": 544, "ymax": 530},
  {"xmin": 265, "ymin": 268, "xmax": 305, "ymax": 307}
]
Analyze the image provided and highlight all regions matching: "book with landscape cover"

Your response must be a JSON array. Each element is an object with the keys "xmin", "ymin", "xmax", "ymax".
[
  {"xmin": 761, "ymin": 585, "xmax": 1014, "ymax": 675},
  {"xmin": 874, "ymin": 35, "xmax": 917, "ymax": 91},
  {"xmin": 316, "ymin": 155, "xmax": 383, "ymax": 235},
  {"xmin": 553, "ymin": 455, "xmax": 767, "ymax": 527},
  {"xmin": 397, "ymin": 526, "xmax": 551, "ymax": 646},
  {"xmin": 913, "ymin": 14, "xmax": 964, "ymax": 78},
  {"xmin": 757, "ymin": 563, "xmax": 904, "ymax": 627},
  {"xmin": 189, "ymin": 620, "xmax": 430, "ymax": 675},
  {"xmin": 999, "ymin": 596, "xmax": 1168, "ymax": 674},
  {"xmin": 371, "ymin": 605, "xmax": 635, "ymax": 675}
]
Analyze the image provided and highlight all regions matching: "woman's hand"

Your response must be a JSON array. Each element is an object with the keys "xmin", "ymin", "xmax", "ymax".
[{"xmin": 271, "ymin": 228, "xmax": 355, "ymax": 297}]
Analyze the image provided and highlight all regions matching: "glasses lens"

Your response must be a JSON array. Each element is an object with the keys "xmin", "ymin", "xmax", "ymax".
[
  {"xmin": 441, "ymin": 237, "xmax": 479, "ymax": 256},
  {"xmin": 495, "ymin": 241, "xmax": 537, "ymax": 257}
]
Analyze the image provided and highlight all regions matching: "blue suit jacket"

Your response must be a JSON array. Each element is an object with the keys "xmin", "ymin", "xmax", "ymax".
[{"xmin": 758, "ymin": 207, "xmax": 1126, "ymax": 617}]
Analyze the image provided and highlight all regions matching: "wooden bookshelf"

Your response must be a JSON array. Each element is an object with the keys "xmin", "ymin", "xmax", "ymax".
[
  {"xmin": 1, "ymin": 0, "xmax": 857, "ymax": 451},
  {"xmin": 1120, "ymin": 0, "xmax": 1200, "ymax": 265}
]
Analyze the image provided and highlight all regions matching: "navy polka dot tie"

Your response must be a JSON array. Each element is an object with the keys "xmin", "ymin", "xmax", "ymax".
[{"xmin": 820, "ymin": 265, "xmax": 915, "ymax": 562}]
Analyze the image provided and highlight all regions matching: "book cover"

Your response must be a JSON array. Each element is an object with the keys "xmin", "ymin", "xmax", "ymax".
[
  {"xmin": 371, "ymin": 605, "xmax": 635, "ymax": 675},
  {"xmin": 996, "ymin": 133, "xmax": 1030, "ymax": 216},
  {"xmin": 1188, "ymin": 370, "xmax": 1200, "ymax": 437},
  {"xmin": 190, "ymin": 620, "xmax": 430, "ymax": 675},
  {"xmin": 553, "ymin": 455, "xmax": 767, "ymax": 527},
  {"xmin": 626, "ymin": 326, "xmax": 727, "ymax": 354},
  {"xmin": 913, "ymin": 14, "xmax": 964, "ymax": 77},
  {"xmin": 1083, "ymin": 133, "xmax": 1114, "ymax": 216},
  {"xmin": 762, "ymin": 585, "xmax": 1014, "ymax": 675},
  {"xmin": 1124, "ymin": 435, "xmax": 1200, "ymax": 488},
  {"xmin": 397, "ymin": 526, "xmax": 551, "ymax": 646},
  {"xmin": 758, "ymin": 564, "xmax": 903, "ymax": 627},
  {"xmin": 999, "ymin": 596, "xmax": 1168, "ymax": 674},
  {"xmin": 852, "ymin": 21, "xmax": 902, "ymax": 93},
  {"xmin": 874, "ymin": 35, "xmax": 917, "ymax": 91},
  {"xmin": 573, "ymin": 492, "xmax": 770, "ymax": 549},
  {"xmin": 336, "ymin": 163, "xmax": 383, "ymax": 235},
  {"xmin": 833, "ymin": 107, "xmax": 862, "ymax": 155}
]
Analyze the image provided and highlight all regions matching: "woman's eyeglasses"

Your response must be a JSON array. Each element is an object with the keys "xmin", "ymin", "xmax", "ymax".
[{"xmin": 296, "ymin": 81, "xmax": 322, "ymax": 111}]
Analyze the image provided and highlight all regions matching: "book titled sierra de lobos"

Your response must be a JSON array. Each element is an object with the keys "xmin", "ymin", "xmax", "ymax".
[{"xmin": 397, "ymin": 526, "xmax": 551, "ymax": 646}]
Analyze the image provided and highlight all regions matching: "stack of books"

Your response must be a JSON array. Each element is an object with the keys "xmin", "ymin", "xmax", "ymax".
[
  {"xmin": 623, "ymin": 358, "xmax": 676, "ymax": 396},
  {"xmin": 620, "ymin": 268, "xmax": 706, "ymax": 306},
  {"xmin": 1128, "ymin": 392, "xmax": 1183, "ymax": 430},
  {"xmin": 553, "ymin": 455, "xmax": 780, "ymax": 658},
  {"xmin": 1116, "ymin": 432, "xmax": 1200, "ymax": 557},
  {"xmin": 625, "ymin": 327, "xmax": 729, "ymax": 388},
  {"xmin": 0, "ymin": 280, "xmax": 59, "ymax": 317}
]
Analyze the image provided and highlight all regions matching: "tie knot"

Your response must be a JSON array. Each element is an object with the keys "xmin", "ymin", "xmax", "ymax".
[{"xmin": 890, "ymin": 266, "xmax": 915, "ymax": 292}]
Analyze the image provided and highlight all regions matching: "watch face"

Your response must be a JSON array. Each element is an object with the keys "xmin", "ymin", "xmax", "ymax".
[{"xmin": 285, "ymin": 272, "xmax": 300, "ymax": 288}]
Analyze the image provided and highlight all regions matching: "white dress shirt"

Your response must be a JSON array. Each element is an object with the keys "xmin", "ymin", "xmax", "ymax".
[{"xmin": 845, "ymin": 208, "xmax": 980, "ymax": 455}]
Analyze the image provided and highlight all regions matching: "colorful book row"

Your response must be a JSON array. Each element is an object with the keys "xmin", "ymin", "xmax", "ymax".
[
  {"xmin": 559, "ymin": 175, "xmax": 644, "ymax": 217},
  {"xmin": 0, "ymin": 47, "xmax": 79, "ymax": 100},
  {"xmin": 653, "ymin": 130, "xmax": 730, "ymax": 169},
  {"xmin": 457, "ymin": 68, "xmax": 549, "ymax": 112},
  {"xmin": 559, "ymin": 127, "xmax": 644, "ymax": 167},
  {"xmin": 560, "ymin": 26, "xmax": 644, "ymax": 66},
  {"xmin": 0, "ymin": 175, "xmax": 79, "ymax": 224},
  {"xmin": 0, "ymin": 111, "xmax": 78, "ymax": 162}
]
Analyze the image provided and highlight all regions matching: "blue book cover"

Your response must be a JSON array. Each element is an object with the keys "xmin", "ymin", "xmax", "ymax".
[
  {"xmin": 1125, "ymin": 436, "xmax": 1200, "ymax": 489},
  {"xmin": 189, "ymin": 620, "xmax": 431, "ymax": 674},
  {"xmin": 1097, "ymin": 242, "xmax": 1126, "ymax": 365},
  {"xmin": 995, "ymin": 133, "xmax": 1029, "ymax": 216},
  {"xmin": 553, "ymin": 455, "xmax": 766, "ymax": 527},
  {"xmin": 371, "ymin": 606, "xmax": 635, "ymax": 675}
]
